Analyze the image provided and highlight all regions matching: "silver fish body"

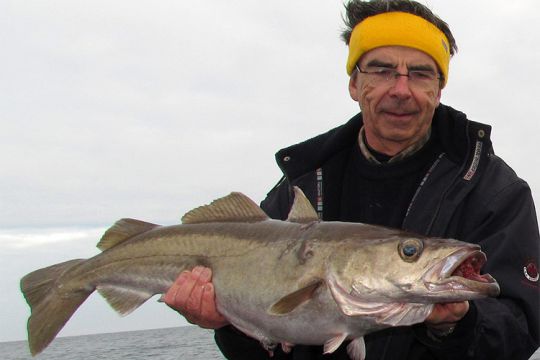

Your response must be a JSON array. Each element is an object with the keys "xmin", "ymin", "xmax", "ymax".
[{"xmin": 21, "ymin": 187, "xmax": 499, "ymax": 359}]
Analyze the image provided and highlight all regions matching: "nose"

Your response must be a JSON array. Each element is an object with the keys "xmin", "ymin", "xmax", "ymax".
[{"xmin": 388, "ymin": 74, "xmax": 413, "ymax": 98}]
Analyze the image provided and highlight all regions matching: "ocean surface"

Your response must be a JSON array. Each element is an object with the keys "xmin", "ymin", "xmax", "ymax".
[
  {"xmin": 2, "ymin": 326, "xmax": 540, "ymax": 360},
  {"xmin": 0, "ymin": 326, "xmax": 223, "ymax": 360}
]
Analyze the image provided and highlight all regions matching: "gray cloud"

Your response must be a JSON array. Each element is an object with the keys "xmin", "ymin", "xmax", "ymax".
[{"xmin": 1, "ymin": 0, "xmax": 539, "ymax": 343}]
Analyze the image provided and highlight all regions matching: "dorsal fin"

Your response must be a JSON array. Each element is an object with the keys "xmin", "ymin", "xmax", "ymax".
[
  {"xmin": 286, "ymin": 186, "xmax": 319, "ymax": 223},
  {"xmin": 181, "ymin": 192, "xmax": 268, "ymax": 224},
  {"xmin": 97, "ymin": 218, "xmax": 160, "ymax": 251}
]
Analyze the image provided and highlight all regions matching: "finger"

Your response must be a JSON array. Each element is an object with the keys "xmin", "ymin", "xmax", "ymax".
[
  {"xmin": 426, "ymin": 301, "xmax": 469, "ymax": 324},
  {"xmin": 184, "ymin": 267, "xmax": 212, "ymax": 319},
  {"xmin": 439, "ymin": 301, "xmax": 468, "ymax": 317},
  {"xmin": 191, "ymin": 266, "xmax": 206, "ymax": 279},
  {"xmin": 200, "ymin": 283, "xmax": 228, "ymax": 328},
  {"xmin": 198, "ymin": 266, "xmax": 212, "ymax": 282},
  {"xmin": 200, "ymin": 283, "xmax": 219, "ymax": 318},
  {"xmin": 165, "ymin": 271, "xmax": 197, "ymax": 309},
  {"xmin": 185, "ymin": 280, "xmax": 205, "ymax": 317},
  {"xmin": 163, "ymin": 271, "xmax": 186, "ymax": 305},
  {"xmin": 449, "ymin": 301, "xmax": 469, "ymax": 319}
]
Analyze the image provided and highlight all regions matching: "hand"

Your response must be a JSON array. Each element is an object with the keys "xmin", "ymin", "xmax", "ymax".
[
  {"xmin": 163, "ymin": 266, "xmax": 229, "ymax": 329},
  {"xmin": 425, "ymin": 301, "xmax": 469, "ymax": 335}
]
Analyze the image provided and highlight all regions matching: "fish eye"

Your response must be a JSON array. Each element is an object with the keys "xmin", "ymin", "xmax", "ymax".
[{"xmin": 398, "ymin": 238, "xmax": 423, "ymax": 262}]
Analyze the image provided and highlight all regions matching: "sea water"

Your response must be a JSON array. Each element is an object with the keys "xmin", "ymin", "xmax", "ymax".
[
  {"xmin": 0, "ymin": 326, "xmax": 223, "ymax": 360},
  {"xmin": 2, "ymin": 326, "xmax": 539, "ymax": 359}
]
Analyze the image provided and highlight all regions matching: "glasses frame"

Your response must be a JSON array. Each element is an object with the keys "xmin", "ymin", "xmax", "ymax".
[{"xmin": 355, "ymin": 65, "xmax": 442, "ymax": 88}]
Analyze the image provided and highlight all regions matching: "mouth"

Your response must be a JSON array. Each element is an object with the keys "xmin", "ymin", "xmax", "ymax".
[
  {"xmin": 383, "ymin": 111, "xmax": 416, "ymax": 119},
  {"xmin": 385, "ymin": 110, "xmax": 415, "ymax": 115},
  {"xmin": 380, "ymin": 106, "xmax": 419, "ymax": 118},
  {"xmin": 424, "ymin": 248, "xmax": 500, "ymax": 298}
]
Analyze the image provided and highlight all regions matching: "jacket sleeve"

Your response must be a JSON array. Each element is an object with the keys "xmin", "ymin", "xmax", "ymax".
[
  {"xmin": 214, "ymin": 326, "xmax": 289, "ymax": 360},
  {"xmin": 416, "ymin": 172, "xmax": 540, "ymax": 359},
  {"xmin": 465, "ymin": 178, "xmax": 539, "ymax": 359}
]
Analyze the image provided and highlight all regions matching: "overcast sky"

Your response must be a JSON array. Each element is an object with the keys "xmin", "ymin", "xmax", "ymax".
[{"xmin": 1, "ymin": 0, "xmax": 540, "ymax": 348}]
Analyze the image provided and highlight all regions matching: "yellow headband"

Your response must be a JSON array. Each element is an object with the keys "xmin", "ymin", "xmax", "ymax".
[{"xmin": 346, "ymin": 12, "xmax": 451, "ymax": 86}]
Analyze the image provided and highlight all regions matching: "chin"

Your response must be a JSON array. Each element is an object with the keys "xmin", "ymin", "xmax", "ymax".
[{"xmin": 380, "ymin": 129, "xmax": 416, "ymax": 143}]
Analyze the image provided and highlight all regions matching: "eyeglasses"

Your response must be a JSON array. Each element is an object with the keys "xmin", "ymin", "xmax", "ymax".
[{"xmin": 355, "ymin": 65, "xmax": 441, "ymax": 89}]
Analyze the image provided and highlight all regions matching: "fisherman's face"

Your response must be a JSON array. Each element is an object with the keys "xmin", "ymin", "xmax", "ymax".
[{"xmin": 349, "ymin": 46, "xmax": 442, "ymax": 156}]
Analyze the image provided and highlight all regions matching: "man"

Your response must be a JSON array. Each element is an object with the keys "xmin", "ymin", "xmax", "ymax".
[{"xmin": 164, "ymin": 1, "xmax": 540, "ymax": 359}]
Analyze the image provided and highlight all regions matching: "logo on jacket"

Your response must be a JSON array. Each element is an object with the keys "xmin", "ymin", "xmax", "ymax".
[{"xmin": 524, "ymin": 260, "xmax": 539, "ymax": 282}]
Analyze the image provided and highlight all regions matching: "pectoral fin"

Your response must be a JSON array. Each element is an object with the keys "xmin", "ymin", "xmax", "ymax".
[{"xmin": 268, "ymin": 280, "xmax": 322, "ymax": 315}]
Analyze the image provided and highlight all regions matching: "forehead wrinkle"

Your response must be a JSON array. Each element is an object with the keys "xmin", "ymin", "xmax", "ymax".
[{"xmin": 364, "ymin": 59, "xmax": 395, "ymax": 68}]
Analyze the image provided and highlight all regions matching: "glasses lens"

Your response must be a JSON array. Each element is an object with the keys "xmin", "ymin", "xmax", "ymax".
[
  {"xmin": 358, "ymin": 66, "xmax": 439, "ymax": 89},
  {"xmin": 409, "ymin": 70, "xmax": 437, "ymax": 82}
]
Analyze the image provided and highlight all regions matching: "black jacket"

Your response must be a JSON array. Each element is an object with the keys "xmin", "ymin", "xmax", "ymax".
[{"xmin": 215, "ymin": 104, "xmax": 540, "ymax": 360}]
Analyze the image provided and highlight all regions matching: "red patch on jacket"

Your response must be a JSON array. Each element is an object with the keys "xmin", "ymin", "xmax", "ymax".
[{"xmin": 523, "ymin": 260, "xmax": 539, "ymax": 283}]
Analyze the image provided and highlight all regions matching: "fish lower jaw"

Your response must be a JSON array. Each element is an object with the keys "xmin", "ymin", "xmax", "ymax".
[
  {"xmin": 423, "ymin": 276, "xmax": 499, "ymax": 299},
  {"xmin": 424, "ymin": 278, "xmax": 477, "ymax": 292}
]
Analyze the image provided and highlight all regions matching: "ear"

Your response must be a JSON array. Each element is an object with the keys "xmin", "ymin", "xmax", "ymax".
[{"xmin": 348, "ymin": 73, "xmax": 360, "ymax": 102}]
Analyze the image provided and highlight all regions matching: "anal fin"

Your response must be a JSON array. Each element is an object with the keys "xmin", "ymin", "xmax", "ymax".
[
  {"xmin": 324, "ymin": 333, "xmax": 347, "ymax": 354},
  {"xmin": 347, "ymin": 337, "xmax": 366, "ymax": 360},
  {"xmin": 97, "ymin": 285, "xmax": 155, "ymax": 315}
]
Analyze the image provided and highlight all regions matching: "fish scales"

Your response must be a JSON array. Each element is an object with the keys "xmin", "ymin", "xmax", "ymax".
[
  {"xmin": 21, "ymin": 187, "xmax": 500, "ymax": 360},
  {"xmin": 61, "ymin": 222, "xmax": 300, "ymax": 305}
]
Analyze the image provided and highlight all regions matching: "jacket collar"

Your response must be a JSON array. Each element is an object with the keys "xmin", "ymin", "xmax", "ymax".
[{"xmin": 275, "ymin": 104, "xmax": 493, "ymax": 182}]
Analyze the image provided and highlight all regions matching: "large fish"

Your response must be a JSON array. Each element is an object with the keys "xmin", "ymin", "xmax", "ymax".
[{"xmin": 21, "ymin": 187, "xmax": 499, "ymax": 359}]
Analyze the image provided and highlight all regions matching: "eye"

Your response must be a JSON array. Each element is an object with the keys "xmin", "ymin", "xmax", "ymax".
[
  {"xmin": 409, "ymin": 70, "xmax": 436, "ymax": 81},
  {"xmin": 398, "ymin": 238, "xmax": 423, "ymax": 262},
  {"xmin": 372, "ymin": 67, "xmax": 394, "ymax": 77}
]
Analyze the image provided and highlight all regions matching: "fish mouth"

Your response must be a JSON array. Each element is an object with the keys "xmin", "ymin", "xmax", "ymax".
[{"xmin": 423, "ymin": 248, "xmax": 500, "ymax": 298}]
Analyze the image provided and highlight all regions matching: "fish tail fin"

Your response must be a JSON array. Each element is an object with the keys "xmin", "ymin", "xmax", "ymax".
[{"xmin": 20, "ymin": 259, "xmax": 92, "ymax": 356}]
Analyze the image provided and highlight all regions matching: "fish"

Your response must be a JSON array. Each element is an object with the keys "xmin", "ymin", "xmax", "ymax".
[{"xmin": 21, "ymin": 187, "xmax": 500, "ymax": 359}]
